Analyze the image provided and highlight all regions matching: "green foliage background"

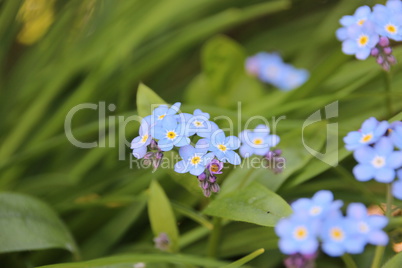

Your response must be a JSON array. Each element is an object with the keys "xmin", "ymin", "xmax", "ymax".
[{"xmin": 1, "ymin": 0, "xmax": 402, "ymax": 267}]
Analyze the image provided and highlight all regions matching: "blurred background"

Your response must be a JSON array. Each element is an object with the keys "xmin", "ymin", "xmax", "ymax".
[{"xmin": 1, "ymin": 0, "xmax": 401, "ymax": 267}]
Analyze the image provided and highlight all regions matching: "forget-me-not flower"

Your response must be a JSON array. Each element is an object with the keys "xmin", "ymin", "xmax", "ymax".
[
  {"xmin": 353, "ymin": 137, "xmax": 402, "ymax": 183},
  {"xmin": 372, "ymin": 1, "xmax": 402, "ymax": 41},
  {"xmin": 336, "ymin": 6, "xmax": 372, "ymax": 41},
  {"xmin": 342, "ymin": 21, "xmax": 379, "ymax": 60},
  {"xmin": 152, "ymin": 102, "xmax": 181, "ymax": 125},
  {"xmin": 390, "ymin": 124, "xmax": 402, "ymax": 149},
  {"xmin": 344, "ymin": 117, "xmax": 389, "ymax": 151},
  {"xmin": 239, "ymin": 125, "xmax": 280, "ymax": 158},
  {"xmin": 152, "ymin": 115, "xmax": 190, "ymax": 151},
  {"xmin": 208, "ymin": 130, "xmax": 241, "ymax": 165},
  {"xmin": 131, "ymin": 115, "xmax": 153, "ymax": 159},
  {"xmin": 174, "ymin": 140, "xmax": 215, "ymax": 176}
]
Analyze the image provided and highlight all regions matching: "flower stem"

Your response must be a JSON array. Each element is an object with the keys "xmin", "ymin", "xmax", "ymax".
[
  {"xmin": 383, "ymin": 71, "xmax": 393, "ymax": 117},
  {"xmin": 341, "ymin": 254, "xmax": 358, "ymax": 268},
  {"xmin": 207, "ymin": 217, "xmax": 222, "ymax": 258},
  {"xmin": 371, "ymin": 184, "xmax": 393, "ymax": 268}
]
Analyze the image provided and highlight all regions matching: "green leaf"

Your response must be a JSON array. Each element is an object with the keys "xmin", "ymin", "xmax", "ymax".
[
  {"xmin": 148, "ymin": 180, "xmax": 179, "ymax": 252},
  {"xmin": 382, "ymin": 252, "xmax": 402, "ymax": 268},
  {"xmin": 136, "ymin": 83, "xmax": 166, "ymax": 117},
  {"xmin": 36, "ymin": 253, "xmax": 228, "ymax": 268},
  {"xmin": 223, "ymin": 248, "xmax": 265, "ymax": 268},
  {"xmin": 0, "ymin": 192, "xmax": 78, "ymax": 255},
  {"xmin": 204, "ymin": 182, "xmax": 292, "ymax": 227}
]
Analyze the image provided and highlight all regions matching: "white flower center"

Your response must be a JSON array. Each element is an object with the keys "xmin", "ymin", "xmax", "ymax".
[{"xmin": 371, "ymin": 156, "xmax": 386, "ymax": 168}]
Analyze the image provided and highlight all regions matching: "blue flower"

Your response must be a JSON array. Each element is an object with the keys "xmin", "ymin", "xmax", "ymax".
[
  {"xmin": 177, "ymin": 109, "xmax": 213, "ymax": 137},
  {"xmin": 344, "ymin": 117, "xmax": 389, "ymax": 151},
  {"xmin": 239, "ymin": 125, "xmax": 280, "ymax": 158},
  {"xmin": 258, "ymin": 53, "xmax": 285, "ymax": 86},
  {"xmin": 291, "ymin": 190, "xmax": 343, "ymax": 221},
  {"xmin": 320, "ymin": 215, "xmax": 361, "ymax": 256},
  {"xmin": 174, "ymin": 140, "xmax": 215, "ymax": 176},
  {"xmin": 131, "ymin": 116, "xmax": 153, "ymax": 158},
  {"xmin": 372, "ymin": 1, "xmax": 402, "ymax": 41},
  {"xmin": 390, "ymin": 124, "xmax": 402, "ymax": 149},
  {"xmin": 346, "ymin": 203, "xmax": 388, "ymax": 249},
  {"xmin": 208, "ymin": 130, "xmax": 241, "ymax": 165},
  {"xmin": 353, "ymin": 137, "xmax": 402, "ymax": 183},
  {"xmin": 152, "ymin": 102, "xmax": 181, "ymax": 124},
  {"xmin": 336, "ymin": 6, "xmax": 372, "ymax": 41},
  {"xmin": 277, "ymin": 64, "xmax": 310, "ymax": 91},
  {"xmin": 341, "ymin": 21, "xmax": 379, "ymax": 60},
  {"xmin": 152, "ymin": 115, "xmax": 190, "ymax": 151},
  {"xmin": 275, "ymin": 213, "xmax": 319, "ymax": 255},
  {"xmin": 392, "ymin": 169, "xmax": 402, "ymax": 199}
]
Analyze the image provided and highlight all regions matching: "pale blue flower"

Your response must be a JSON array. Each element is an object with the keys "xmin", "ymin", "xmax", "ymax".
[
  {"xmin": 152, "ymin": 115, "xmax": 190, "ymax": 151},
  {"xmin": 275, "ymin": 213, "xmax": 319, "ymax": 255},
  {"xmin": 131, "ymin": 116, "xmax": 153, "ymax": 159},
  {"xmin": 372, "ymin": 1, "xmax": 402, "ymax": 41},
  {"xmin": 346, "ymin": 203, "xmax": 388, "ymax": 249},
  {"xmin": 208, "ymin": 130, "xmax": 241, "ymax": 165},
  {"xmin": 239, "ymin": 125, "xmax": 280, "ymax": 158},
  {"xmin": 342, "ymin": 21, "xmax": 379, "ymax": 60},
  {"xmin": 336, "ymin": 6, "xmax": 372, "ymax": 41},
  {"xmin": 277, "ymin": 64, "xmax": 310, "ymax": 91},
  {"xmin": 344, "ymin": 117, "xmax": 389, "ymax": 151},
  {"xmin": 174, "ymin": 140, "xmax": 215, "ymax": 176},
  {"xmin": 177, "ymin": 109, "xmax": 213, "ymax": 137},
  {"xmin": 152, "ymin": 102, "xmax": 181, "ymax": 124},
  {"xmin": 353, "ymin": 137, "xmax": 402, "ymax": 183}
]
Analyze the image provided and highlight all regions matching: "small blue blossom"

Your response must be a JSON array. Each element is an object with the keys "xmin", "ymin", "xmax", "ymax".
[
  {"xmin": 320, "ymin": 215, "xmax": 360, "ymax": 256},
  {"xmin": 336, "ymin": 6, "xmax": 372, "ymax": 41},
  {"xmin": 390, "ymin": 124, "xmax": 402, "ymax": 149},
  {"xmin": 353, "ymin": 137, "xmax": 402, "ymax": 183},
  {"xmin": 152, "ymin": 102, "xmax": 181, "ymax": 124},
  {"xmin": 174, "ymin": 140, "xmax": 215, "ymax": 176},
  {"xmin": 344, "ymin": 117, "xmax": 389, "ymax": 151},
  {"xmin": 278, "ymin": 64, "xmax": 310, "ymax": 91},
  {"xmin": 177, "ymin": 109, "xmax": 213, "ymax": 137},
  {"xmin": 392, "ymin": 169, "xmax": 402, "ymax": 199},
  {"xmin": 372, "ymin": 1, "xmax": 402, "ymax": 41},
  {"xmin": 258, "ymin": 53, "xmax": 284, "ymax": 85},
  {"xmin": 342, "ymin": 21, "xmax": 379, "ymax": 60},
  {"xmin": 152, "ymin": 115, "xmax": 190, "ymax": 151},
  {"xmin": 208, "ymin": 130, "xmax": 241, "ymax": 165},
  {"xmin": 131, "ymin": 116, "xmax": 153, "ymax": 159},
  {"xmin": 346, "ymin": 203, "xmax": 389, "ymax": 249},
  {"xmin": 291, "ymin": 190, "xmax": 343, "ymax": 222},
  {"xmin": 275, "ymin": 214, "xmax": 319, "ymax": 255},
  {"xmin": 239, "ymin": 125, "xmax": 280, "ymax": 158}
]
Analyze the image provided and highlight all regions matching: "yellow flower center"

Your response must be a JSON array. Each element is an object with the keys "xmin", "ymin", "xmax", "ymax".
[
  {"xmin": 191, "ymin": 156, "xmax": 201, "ymax": 165},
  {"xmin": 253, "ymin": 138, "xmax": 263, "ymax": 145},
  {"xmin": 357, "ymin": 19, "xmax": 365, "ymax": 26},
  {"xmin": 141, "ymin": 134, "xmax": 148, "ymax": 143},
  {"xmin": 385, "ymin": 24, "xmax": 397, "ymax": 34},
  {"xmin": 310, "ymin": 206, "xmax": 322, "ymax": 216},
  {"xmin": 158, "ymin": 114, "xmax": 166, "ymax": 120},
  {"xmin": 371, "ymin": 156, "xmax": 386, "ymax": 168},
  {"xmin": 358, "ymin": 34, "xmax": 369, "ymax": 47},
  {"xmin": 217, "ymin": 144, "xmax": 227, "ymax": 152},
  {"xmin": 360, "ymin": 133, "xmax": 373, "ymax": 143},
  {"xmin": 210, "ymin": 164, "xmax": 220, "ymax": 173},
  {"xmin": 194, "ymin": 120, "xmax": 203, "ymax": 127},
  {"xmin": 166, "ymin": 131, "xmax": 177, "ymax": 140},
  {"xmin": 293, "ymin": 226, "xmax": 308, "ymax": 240},
  {"xmin": 330, "ymin": 227, "xmax": 344, "ymax": 241}
]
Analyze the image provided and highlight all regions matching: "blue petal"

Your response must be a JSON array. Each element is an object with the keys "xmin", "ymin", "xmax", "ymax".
[
  {"xmin": 374, "ymin": 121, "xmax": 390, "ymax": 137},
  {"xmin": 353, "ymin": 164, "xmax": 375, "ymax": 181},
  {"xmin": 167, "ymin": 102, "xmax": 181, "ymax": 115},
  {"xmin": 268, "ymin": 134, "xmax": 280, "ymax": 147},
  {"xmin": 299, "ymin": 239, "xmax": 319, "ymax": 255},
  {"xmin": 179, "ymin": 145, "xmax": 195, "ymax": 160},
  {"xmin": 153, "ymin": 105, "xmax": 168, "ymax": 116},
  {"xmin": 368, "ymin": 230, "xmax": 389, "ymax": 245},
  {"xmin": 212, "ymin": 130, "xmax": 226, "ymax": 144},
  {"xmin": 190, "ymin": 165, "xmax": 205, "ymax": 176},
  {"xmin": 322, "ymin": 242, "xmax": 345, "ymax": 257},
  {"xmin": 393, "ymin": 180, "xmax": 402, "ymax": 199},
  {"xmin": 342, "ymin": 40, "xmax": 357, "ymax": 55},
  {"xmin": 356, "ymin": 48, "xmax": 371, "ymax": 60},
  {"xmin": 344, "ymin": 131, "xmax": 362, "ymax": 150},
  {"xmin": 214, "ymin": 150, "xmax": 226, "ymax": 162},
  {"xmin": 340, "ymin": 15, "xmax": 355, "ymax": 26},
  {"xmin": 278, "ymin": 239, "xmax": 298, "ymax": 255},
  {"xmin": 202, "ymin": 153, "xmax": 215, "ymax": 165},
  {"xmin": 355, "ymin": 5, "xmax": 371, "ymax": 18},
  {"xmin": 158, "ymin": 139, "xmax": 174, "ymax": 151},
  {"xmin": 174, "ymin": 160, "xmax": 190, "ymax": 173},
  {"xmin": 374, "ymin": 167, "xmax": 395, "ymax": 183},
  {"xmin": 132, "ymin": 146, "xmax": 147, "ymax": 159},
  {"xmin": 239, "ymin": 145, "xmax": 254, "ymax": 158},
  {"xmin": 275, "ymin": 218, "xmax": 292, "ymax": 236},
  {"xmin": 162, "ymin": 115, "xmax": 178, "ymax": 130},
  {"xmin": 368, "ymin": 215, "xmax": 388, "ymax": 229},
  {"xmin": 225, "ymin": 136, "xmax": 240, "ymax": 150},
  {"xmin": 174, "ymin": 136, "xmax": 190, "ymax": 147},
  {"xmin": 361, "ymin": 117, "xmax": 378, "ymax": 132},
  {"xmin": 195, "ymin": 139, "xmax": 210, "ymax": 153},
  {"xmin": 354, "ymin": 146, "xmax": 375, "ymax": 163},
  {"xmin": 254, "ymin": 147, "xmax": 270, "ymax": 156},
  {"xmin": 388, "ymin": 152, "xmax": 402, "ymax": 169},
  {"xmin": 313, "ymin": 190, "xmax": 333, "ymax": 204},
  {"xmin": 198, "ymin": 121, "xmax": 220, "ymax": 138},
  {"xmin": 225, "ymin": 150, "xmax": 241, "ymax": 165},
  {"xmin": 346, "ymin": 203, "xmax": 366, "ymax": 219},
  {"xmin": 153, "ymin": 126, "xmax": 166, "ymax": 140},
  {"xmin": 130, "ymin": 136, "xmax": 142, "ymax": 148},
  {"xmin": 374, "ymin": 137, "xmax": 393, "ymax": 155},
  {"xmin": 344, "ymin": 238, "xmax": 365, "ymax": 254}
]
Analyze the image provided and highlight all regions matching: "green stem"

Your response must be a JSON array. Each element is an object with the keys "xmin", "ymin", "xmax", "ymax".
[
  {"xmin": 207, "ymin": 217, "xmax": 222, "ymax": 258},
  {"xmin": 371, "ymin": 184, "xmax": 393, "ymax": 268},
  {"xmin": 341, "ymin": 254, "xmax": 358, "ymax": 268},
  {"xmin": 383, "ymin": 71, "xmax": 393, "ymax": 117}
]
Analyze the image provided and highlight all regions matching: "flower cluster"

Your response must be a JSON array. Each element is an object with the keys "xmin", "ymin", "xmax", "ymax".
[
  {"xmin": 239, "ymin": 124, "xmax": 285, "ymax": 173},
  {"xmin": 344, "ymin": 118, "xmax": 402, "ymax": 200},
  {"xmin": 245, "ymin": 52, "xmax": 309, "ymax": 91},
  {"xmin": 131, "ymin": 103, "xmax": 242, "ymax": 197},
  {"xmin": 275, "ymin": 190, "xmax": 388, "ymax": 258},
  {"xmin": 336, "ymin": 1, "xmax": 401, "ymax": 70}
]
